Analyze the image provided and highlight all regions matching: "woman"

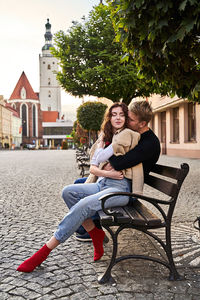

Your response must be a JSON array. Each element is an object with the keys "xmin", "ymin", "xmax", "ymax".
[{"xmin": 17, "ymin": 103, "xmax": 142, "ymax": 273}]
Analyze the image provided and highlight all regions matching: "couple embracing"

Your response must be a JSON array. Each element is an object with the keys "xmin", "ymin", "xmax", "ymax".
[{"xmin": 17, "ymin": 100, "xmax": 160, "ymax": 273}]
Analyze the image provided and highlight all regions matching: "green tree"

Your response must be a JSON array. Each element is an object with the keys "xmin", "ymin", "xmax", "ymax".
[
  {"xmin": 52, "ymin": 4, "xmax": 160, "ymax": 104},
  {"xmin": 77, "ymin": 101, "xmax": 107, "ymax": 144},
  {"xmin": 107, "ymin": 0, "xmax": 200, "ymax": 102}
]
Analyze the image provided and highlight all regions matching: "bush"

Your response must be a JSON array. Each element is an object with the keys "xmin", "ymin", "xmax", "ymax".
[{"xmin": 62, "ymin": 141, "xmax": 68, "ymax": 150}]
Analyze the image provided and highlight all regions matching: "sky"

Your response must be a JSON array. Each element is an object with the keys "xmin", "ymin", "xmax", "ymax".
[{"xmin": 0, "ymin": 0, "xmax": 100, "ymax": 120}]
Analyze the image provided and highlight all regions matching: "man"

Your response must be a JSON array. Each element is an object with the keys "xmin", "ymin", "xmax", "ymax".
[
  {"xmin": 109, "ymin": 101, "xmax": 160, "ymax": 176},
  {"xmin": 76, "ymin": 100, "xmax": 160, "ymax": 242}
]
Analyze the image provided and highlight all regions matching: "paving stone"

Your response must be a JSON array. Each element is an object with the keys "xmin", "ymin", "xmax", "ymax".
[
  {"xmin": 134, "ymin": 293, "xmax": 154, "ymax": 300},
  {"xmin": 174, "ymin": 294, "xmax": 192, "ymax": 300},
  {"xmin": 8, "ymin": 287, "xmax": 41, "ymax": 299},
  {"xmin": 70, "ymin": 283, "xmax": 88, "ymax": 293},
  {"xmin": 97, "ymin": 295, "xmax": 117, "ymax": 300},
  {"xmin": 153, "ymin": 293, "xmax": 174, "ymax": 300},
  {"xmin": 116, "ymin": 293, "xmax": 135, "ymax": 300},
  {"xmin": 85, "ymin": 288, "xmax": 102, "ymax": 297},
  {"xmin": 52, "ymin": 287, "xmax": 73, "ymax": 297},
  {"xmin": 6, "ymin": 296, "xmax": 25, "ymax": 300},
  {"xmin": 70, "ymin": 292, "xmax": 90, "ymax": 300},
  {"xmin": 98, "ymin": 285, "xmax": 118, "ymax": 294},
  {"xmin": 37, "ymin": 295, "xmax": 56, "ymax": 300},
  {"xmin": 0, "ymin": 284, "xmax": 15, "ymax": 293}
]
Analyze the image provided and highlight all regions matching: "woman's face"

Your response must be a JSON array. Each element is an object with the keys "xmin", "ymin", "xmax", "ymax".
[{"xmin": 110, "ymin": 106, "xmax": 126, "ymax": 132}]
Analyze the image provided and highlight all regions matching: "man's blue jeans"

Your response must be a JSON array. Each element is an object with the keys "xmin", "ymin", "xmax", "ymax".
[{"xmin": 54, "ymin": 177, "xmax": 131, "ymax": 243}]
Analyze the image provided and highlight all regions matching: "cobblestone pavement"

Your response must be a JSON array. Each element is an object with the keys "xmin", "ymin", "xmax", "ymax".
[{"xmin": 0, "ymin": 150, "xmax": 200, "ymax": 300}]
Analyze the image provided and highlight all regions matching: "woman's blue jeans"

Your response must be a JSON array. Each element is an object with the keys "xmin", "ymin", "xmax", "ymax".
[
  {"xmin": 74, "ymin": 177, "xmax": 99, "ymax": 235},
  {"xmin": 54, "ymin": 177, "xmax": 131, "ymax": 243}
]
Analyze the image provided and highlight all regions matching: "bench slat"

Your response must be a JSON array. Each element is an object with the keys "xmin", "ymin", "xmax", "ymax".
[
  {"xmin": 99, "ymin": 201, "xmax": 162, "ymax": 227},
  {"xmin": 145, "ymin": 175, "xmax": 177, "ymax": 197},
  {"xmin": 133, "ymin": 200, "xmax": 162, "ymax": 226},
  {"xmin": 151, "ymin": 164, "xmax": 180, "ymax": 180}
]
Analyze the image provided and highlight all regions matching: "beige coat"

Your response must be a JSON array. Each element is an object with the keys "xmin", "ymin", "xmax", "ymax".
[
  {"xmin": 85, "ymin": 129, "xmax": 144, "ymax": 194},
  {"xmin": 112, "ymin": 128, "xmax": 144, "ymax": 194}
]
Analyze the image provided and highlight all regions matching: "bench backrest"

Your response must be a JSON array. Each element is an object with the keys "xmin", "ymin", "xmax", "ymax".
[{"xmin": 144, "ymin": 163, "xmax": 189, "ymax": 199}]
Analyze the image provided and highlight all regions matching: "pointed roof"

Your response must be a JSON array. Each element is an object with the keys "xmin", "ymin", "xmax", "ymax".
[{"xmin": 9, "ymin": 71, "xmax": 39, "ymax": 101}]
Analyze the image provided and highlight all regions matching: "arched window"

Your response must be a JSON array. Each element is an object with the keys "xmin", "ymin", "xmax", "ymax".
[
  {"xmin": 48, "ymin": 91, "xmax": 51, "ymax": 98},
  {"xmin": 22, "ymin": 104, "xmax": 27, "ymax": 137},
  {"xmin": 48, "ymin": 64, "xmax": 51, "ymax": 70},
  {"xmin": 33, "ymin": 105, "xmax": 36, "ymax": 137}
]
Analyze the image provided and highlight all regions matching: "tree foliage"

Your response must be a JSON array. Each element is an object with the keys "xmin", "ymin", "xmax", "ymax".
[
  {"xmin": 77, "ymin": 101, "xmax": 107, "ymax": 132},
  {"xmin": 52, "ymin": 4, "xmax": 161, "ymax": 104},
  {"xmin": 107, "ymin": 0, "xmax": 200, "ymax": 102}
]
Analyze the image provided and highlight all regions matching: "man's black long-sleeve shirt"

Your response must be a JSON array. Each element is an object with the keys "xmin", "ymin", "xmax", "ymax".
[{"xmin": 109, "ymin": 129, "xmax": 161, "ymax": 175}]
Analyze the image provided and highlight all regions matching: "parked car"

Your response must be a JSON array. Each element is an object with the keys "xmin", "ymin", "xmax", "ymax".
[{"xmin": 26, "ymin": 144, "xmax": 36, "ymax": 150}]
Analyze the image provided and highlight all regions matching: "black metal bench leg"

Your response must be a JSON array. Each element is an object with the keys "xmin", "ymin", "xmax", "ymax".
[
  {"xmin": 165, "ymin": 226, "xmax": 183, "ymax": 281},
  {"xmin": 98, "ymin": 227, "xmax": 118, "ymax": 284}
]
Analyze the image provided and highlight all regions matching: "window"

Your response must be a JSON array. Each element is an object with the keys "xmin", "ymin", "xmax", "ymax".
[
  {"xmin": 48, "ymin": 64, "xmax": 51, "ymax": 70},
  {"xmin": 43, "ymin": 61, "xmax": 45, "ymax": 64},
  {"xmin": 48, "ymin": 78, "xmax": 51, "ymax": 85},
  {"xmin": 22, "ymin": 104, "xmax": 27, "ymax": 136},
  {"xmin": 32, "ymin": 105, "xmax": 36, "ymax": 137},
  {"xmin": 44, "ymin": 127, "xmax": 73, "ymax": 135},
  {"xmin": 161, "ymin": 112, "xmax": 166, "ymax": 143},
  {"xmin": 173, "ymin": 107, "xmax": 179, "ymax": 142},
  {"xmin": 48, "ymin": 91, "xmax": 51, "ymax": 98},
  {"xmin": 188, "ymin": 103, "xmax": 196, "ymax": 141},
  {"xmin": 48, "ymin": 106, "xmax": 51, "ymax": 111}
]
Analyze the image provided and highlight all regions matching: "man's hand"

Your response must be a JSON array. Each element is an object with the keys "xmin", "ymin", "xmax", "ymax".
[
  {"xmin": 102, "ymin": 162, "xmax": 113, "ymax": 171},
  {"xmin": 107, "ymin": 169, "xmax": 124, "ymax": 180}
]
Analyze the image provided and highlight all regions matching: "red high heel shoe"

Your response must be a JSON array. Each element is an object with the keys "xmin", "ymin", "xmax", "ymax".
[
  {"xmin": 89, "ymin": 227, "xmax": 105, "ymax": 261},
  {"xmin": 17, "ymin": 244, "xmax": 51, "ymax": 272}
]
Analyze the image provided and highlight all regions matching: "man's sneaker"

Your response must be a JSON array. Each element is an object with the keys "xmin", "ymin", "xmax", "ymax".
[
  {"xmin": 75, "ymin": 231, "xmax": 109, "ymax": 243},
  {"xmin": 75, "ymin": 232, "xmax": 92, "ymax": 242}
]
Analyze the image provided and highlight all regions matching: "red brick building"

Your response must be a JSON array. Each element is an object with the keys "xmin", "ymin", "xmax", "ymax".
[{"xmin": 8, "ymin": 71, "xmax": 43, "ymax": 146}]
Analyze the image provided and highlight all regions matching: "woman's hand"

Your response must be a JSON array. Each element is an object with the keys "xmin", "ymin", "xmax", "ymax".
[
  {"xmin": 97, "ymin": 139, "xmax": 104, "ymax": 149},
  {"xmin": 90, "ymin": 165, "xmax": 124, "ymax": 180}
]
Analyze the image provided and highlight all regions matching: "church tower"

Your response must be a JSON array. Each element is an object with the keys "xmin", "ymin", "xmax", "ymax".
[{"xmin": 39, "ymin": 19, "xmax": 61, "ymax": 116}]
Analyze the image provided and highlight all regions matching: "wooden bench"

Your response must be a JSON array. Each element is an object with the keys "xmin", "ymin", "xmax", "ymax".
[
  {"xmin": 76, "ymin": 148, "xmax": 90, "ymax": 177},
  {"xmin": 98, "ymin": 163, "xmax": 189, "ymax": 284}
]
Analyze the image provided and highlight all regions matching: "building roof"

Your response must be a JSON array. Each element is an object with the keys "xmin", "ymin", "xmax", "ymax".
[
  {"xmin": 5, "ymin": 103, "xmax": 20, "ymax": 118},
  {"xmin": 42, "ymin": 111, "xmax": 59, "ymax": 122},
  {"xmin": 9, "ymin": 71, "xmax": 39, "ymax": 101}
]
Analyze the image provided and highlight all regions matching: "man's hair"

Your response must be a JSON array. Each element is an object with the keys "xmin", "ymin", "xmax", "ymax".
[{"xmin": 129, "ymin": 101, "xmax": 153, "ymax": 124}]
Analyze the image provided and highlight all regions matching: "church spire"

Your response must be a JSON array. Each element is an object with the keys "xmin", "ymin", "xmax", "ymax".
[{"xmin": 42, "ymin": 18, "xmax": 53, "ymax": 51}]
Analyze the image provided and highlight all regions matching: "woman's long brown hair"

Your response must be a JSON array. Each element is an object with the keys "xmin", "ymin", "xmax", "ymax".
[{"xmin": 101, "ymin": 102, "xmax": 129, "ymax": 144}]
